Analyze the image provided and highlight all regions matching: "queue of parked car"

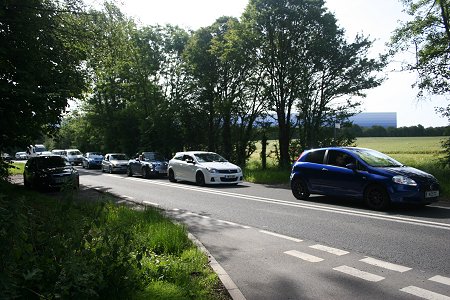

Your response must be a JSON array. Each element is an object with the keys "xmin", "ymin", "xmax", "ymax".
[{"xmin": 12, "ymin": 144, "xmax": 441, "ymax": 210}]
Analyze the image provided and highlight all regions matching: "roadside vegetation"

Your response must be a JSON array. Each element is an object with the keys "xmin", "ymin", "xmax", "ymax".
[{"xmin": 0, "ymin": 180, "xmax": 229, "ymax": 299}]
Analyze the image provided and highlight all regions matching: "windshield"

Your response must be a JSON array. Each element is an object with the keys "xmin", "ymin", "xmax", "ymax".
[
  {"xmin": 68, "ymin": 150, "xmax": 81, "ymax": 155},
  {"xmin": 88, "ymin": 152, "xmax": 102, "ymax": 157},
  {"xmin": 35, "ymin": 146, "xmax": 46, "ymax": 153},
  {"xmin": 143, "ymin": 152, "xmax": 165, "ymax": 161},
  {"xmin": 350, "ymin": 148, "xmax": 403, "ymax": 167},
  {"xmin": 36, "ymin": 156, "xmax": 66, "ymax": 169},
  {"xmin": 194, "ymin": 153, "xmax": 227, "ymax": 163},
  {"xmin": 110, "ymin": 154, "xmax": 128, "ymax": 160}
]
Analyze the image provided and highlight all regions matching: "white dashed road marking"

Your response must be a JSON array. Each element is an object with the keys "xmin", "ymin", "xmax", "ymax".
[
  {"xmin": 429, "ymin": 275, "xmax": 450, "ymax": 286},
  {"xmin": 400, "ymin": 286, "xmax": 450, "ymax": 300},
  {"xmin": 142, "ymin": 201, "xmax": 159, "ymax": 206},
  {"xmin": 284, "ymin": 250, "xmax": 323, "ymax": 263},
  {"xmin": 309, "ymin": 244, "xmax": 349, "ymax": 256},
  {"xmin": 360, "ymin": 257, "xmax": 412, "ymax": 273},
  {"xmin": 260, "ymin": 230, "xmax": 303, "ymax": 242},
  {"xmin": 333, "ymin": 265, "xmax": 385, "ymax": 282}
]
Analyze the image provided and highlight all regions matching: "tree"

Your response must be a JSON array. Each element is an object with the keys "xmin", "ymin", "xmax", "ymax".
[
  {"xmin": 390, "ymin": 0, "xmax": 450, "ymax": 165},
  {"xmin": 242, "ymin": 0, "xmax": 385, "ymax": 167},
  {"xmin": 0, "ymin": 0, "xmax": 87, "ymax": 179}
]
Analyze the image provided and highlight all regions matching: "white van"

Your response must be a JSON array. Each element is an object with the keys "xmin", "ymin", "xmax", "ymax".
[{"xmin": 65, "ymin": 149, "xmax": 83, "ymax": 165}]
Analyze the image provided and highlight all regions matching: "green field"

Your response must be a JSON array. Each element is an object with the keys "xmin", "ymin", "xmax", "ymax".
[{"xmin": 246, "ymin": 136, "xmax": 450, "ymax": 199}]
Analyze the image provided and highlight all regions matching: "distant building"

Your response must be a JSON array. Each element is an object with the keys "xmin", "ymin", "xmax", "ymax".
[{"xmin": 349, "ymin": 112, "xmax": 397, "ymax": 128}]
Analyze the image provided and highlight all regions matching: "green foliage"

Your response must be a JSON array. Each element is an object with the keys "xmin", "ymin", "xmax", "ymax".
[
  {"xmin": 0, "ymin": 183, "xmax": 225, "ymax": 299},
  {"xmin": 241, "ymin": 0, "xmax": 385, "ymax": 167},
  {"xmin": 391, "ymin": 0, "xmax": 450, "ymax": 96},
  {"xmin": 0, "ymin": 0, "xmax": 87, "ymax": 157}
]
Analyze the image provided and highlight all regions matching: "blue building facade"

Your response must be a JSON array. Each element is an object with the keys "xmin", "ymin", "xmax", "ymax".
[{"xmin": 349, "ymin": 112, "xmax": 397, "ymax": 128}]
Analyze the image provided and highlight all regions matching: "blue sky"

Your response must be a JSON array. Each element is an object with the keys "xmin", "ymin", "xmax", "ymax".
[{"xmin": 111, "ymin": 0, "xmax": 448, "ymax": 128}]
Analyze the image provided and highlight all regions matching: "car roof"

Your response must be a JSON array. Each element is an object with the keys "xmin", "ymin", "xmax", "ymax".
[{"xmin": 175, "ymin": 151, "xmax": 214, "ymax": 155}]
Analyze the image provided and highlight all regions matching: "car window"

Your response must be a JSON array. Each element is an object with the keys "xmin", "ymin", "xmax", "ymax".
[
  {"xmin": 143, "ymin": 152, "xmax": 164, "ymax": 161},
  {"xmin": 110, "ymin": 154, "xmax": 128, "ymax": 160},
  {"xmin": 194, "ymin": 153, "xmax": 227, "ymax": 163},
  {"xmin": 327, "ymin": 150, "xmax": 354, "ymax": 167},
  {"xmin": 350, "ymin": 148, "xmax": 403, "ymax": 167},
  {"xmin": 36, "ymin": 157, "xmax": 66, "ymax": 168},
  {"xmin": 173, "ymin": 155, "xmax": 183, "ymax": 161},
  {"xmin": 304, "ymin": 150, "xmax": 325, "ymax": 164}
]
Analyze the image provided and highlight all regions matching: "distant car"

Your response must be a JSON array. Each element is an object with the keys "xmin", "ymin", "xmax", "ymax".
[
  {"xmin": 168, "ymin": 151, "xmax": 243, "ymax": 186},
  {"xmin": 51, "ymin": 149, "xmax": 67, "ymax": 158},
  {"xmin": 23, "ymin": 155, "xmax": 79, "ymax": 190},
  {"xmin": 102, "ymin": 153, "xmax": 129, "ymax": 173},
  {"xmin": 1, "ymin": 153, "xmax": 12, "ymax": 161},
  {"xmin": 290, "ymin": 147, "xmax": 440, "ymax": 210},
  {"xmin": 127, "ymin": 152, "xmax": 168, "ymax": 178},
  {"xmin": 82, "ymin": 152, "xmax": 104, "ymax": 169},
  {"xmin": 15, "ymin": 152, "xmax": 28, "ymax": 160},
  {"xmin": 65, "ymin": 149, "xmax": 83, "ymax": 165}
]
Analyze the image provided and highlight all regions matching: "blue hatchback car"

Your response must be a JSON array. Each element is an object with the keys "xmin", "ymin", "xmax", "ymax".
[{"xmin": 290, "ymin": 147, "xmax": 440, "ymax": 210}]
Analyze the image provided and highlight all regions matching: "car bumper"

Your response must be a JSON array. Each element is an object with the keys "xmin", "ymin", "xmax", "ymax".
[
  {"xmin": 388, "ymin": 185, "xmax": 440, "ymax": 204},
  {"xmin": 206, "ymin": 173, "xmax": 244, "ymax": 185}
]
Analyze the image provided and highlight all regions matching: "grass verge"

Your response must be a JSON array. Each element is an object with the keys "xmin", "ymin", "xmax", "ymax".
[{"xmin": 0, "ymin": 181, "xmax": 229, "ymax": 299}]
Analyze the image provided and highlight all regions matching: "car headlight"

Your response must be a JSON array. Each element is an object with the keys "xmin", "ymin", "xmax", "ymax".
[
  {"xmin": 237, "ymin": 167, "xmax": 242, "ymax": 173},
  {"xmin": 392, "ymin": 175, "xmax": 417, "ymax": 186},
  {"xmin": 207, "ymin": 168, "xmax": 218, "ymax": 173}
]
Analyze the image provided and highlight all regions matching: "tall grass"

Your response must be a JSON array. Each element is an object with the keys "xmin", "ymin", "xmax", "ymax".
[{"xmin": 0, "ymin": 182, "xmax": 227, "ymax": 299}]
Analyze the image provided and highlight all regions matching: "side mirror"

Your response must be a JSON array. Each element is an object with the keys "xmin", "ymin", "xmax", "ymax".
[
  {"xmin": 346, "ymin": 163, "xmax": 357, "ymax": 170},
  {"xmin": 185, "ymin": 158, "xmax": 195, "ymax": 164},
  {"xmin": 135, "ymin": 158, "xmax": 139, "ymax": 161}
]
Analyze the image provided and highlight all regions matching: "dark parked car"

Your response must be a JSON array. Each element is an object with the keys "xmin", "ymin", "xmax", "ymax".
[
  {"xmin": 23, "ymin": 155, "xmax": 79, "ymax": 190},
  {"xmin": 82, "ymin": 152, "xmax": 104, "ymax": 169},
  {"xmin": 127, "ymin": 152, "xmax": 168, "ymax": 178},
  {"xmin": 290, "ymin": 147, "xmax": 440, "ymax": 210}
]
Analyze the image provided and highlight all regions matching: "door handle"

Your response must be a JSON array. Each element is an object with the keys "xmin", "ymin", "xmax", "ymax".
[{"xmin": 321, "ymin": 168, "xmax": 328, "ymax": 171}]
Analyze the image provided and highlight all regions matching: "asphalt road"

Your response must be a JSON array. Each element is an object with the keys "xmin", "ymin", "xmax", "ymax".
[{"xmin": 78, "ymin": 167, "xmax": 450, "ymax": 300}]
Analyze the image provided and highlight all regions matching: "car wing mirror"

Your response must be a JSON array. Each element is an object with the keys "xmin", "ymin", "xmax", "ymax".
[{"xmin": 346, "ymin": 163, "xmax": 357, "ymax": 170}]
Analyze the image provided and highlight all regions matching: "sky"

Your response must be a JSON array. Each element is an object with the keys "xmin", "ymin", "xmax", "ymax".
[{"xmin": 112, "ymin": 0, "xmax": 449, "ymax": 128}]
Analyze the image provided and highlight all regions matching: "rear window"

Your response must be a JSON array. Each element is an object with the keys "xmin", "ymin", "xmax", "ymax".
[
  {"xmin": 304, "ymin": 150, "xmax": 325, "ymax": 164},
  {"xmin": 36, "ymin": 156, "xmax": 66, "ymax": 168}
]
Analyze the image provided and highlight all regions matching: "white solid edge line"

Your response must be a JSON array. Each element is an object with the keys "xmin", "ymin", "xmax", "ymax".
[
  {"xmin": 360, "ymin": 257, "xmax": 412, "ymax": 273},
  {"xmin": 309, "ymin": 244, "xmax": 349, "ymax": 256},
  {"xmin": 333, "ymin": 265, "xmax": 385, "ymax": 282},
  {"xmin": 260, "ymin": 230, "xmax": 303, "ymax": 242},
  {"xmin": 142, "ymin": 201, "xmax": 159, "ymax": 206},
  {"xmin": 284, "ymin": 250, "xmax": 323, "ymax": 262},
  {"xmin": 188, "ymin": 232, "xmax": 246, "ymax": 300},
  {"xmin": 429, "ymin": 275, "xmax": 450, "ymax": 286},
  {"xmin": 400, "ymin": 286, "xmax": 450, "ymax": 300}
]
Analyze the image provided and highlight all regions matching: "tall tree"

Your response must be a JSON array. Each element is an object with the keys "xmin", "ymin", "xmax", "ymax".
[
  {"xmin": 242, "ymin": 0, "xmax": 384, "ymax": 167},
  {"xmin": 0, "ymin": 0, "xmax": 86, "ymax": 151},
  {"xmin": 390, "ymin": 0, "xmax": 450, "ymax": 166}
]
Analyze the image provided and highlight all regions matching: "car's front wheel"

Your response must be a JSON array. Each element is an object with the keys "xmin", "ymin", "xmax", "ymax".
[
  {"xmin": 364, "ymin": 184, "xmax": 390, "ymax": 210},
  {"xmin": 127, "ymin": 166, "xmax": 133, "ymax": 177},
  {"xmin": 168, "ymin": 169, "xmax": 176, "ymax": 182},
  {"xmin": 142, "ymin": 167, "xmax": 150, "ymax": 179},
  {"xmin": 291, "ymin": 177, "xmax": 310, "ymax": 200},
  {"xmin": 196, "ymin": 172, "xmax": 206, "ymax": 186},
  {"xmin": 109, "ymin": 166, "xmax": 113, "ymax": 174}
]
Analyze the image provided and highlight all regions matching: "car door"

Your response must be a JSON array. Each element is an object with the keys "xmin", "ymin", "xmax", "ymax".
[
  {"xmin": 102, "ymin": 154, "xmax": 110, "ymax": 171},
  {"xmin": 299, "ymin": 150, "xmax": 327, "ymax": 192},
  {"xmin": 320, "ymin": 150, "xmax": 367, "ymax": 197}
]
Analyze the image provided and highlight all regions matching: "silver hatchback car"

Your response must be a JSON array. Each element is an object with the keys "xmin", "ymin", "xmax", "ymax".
[{"xmin": 102, "ymin": 153, "xmax": 129, "ymax": 174}]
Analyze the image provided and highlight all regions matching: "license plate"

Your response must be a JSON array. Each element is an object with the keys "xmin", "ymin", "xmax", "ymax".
[
  {"xmin": 54, "ymin": 176, "xmax": 68, "ymax": 183},
  {"xmin": 225, "ymin": 175, "xmax": 236, "ymax": 179},
  {"xmin": 425, "ymin": 190, "xmax": 439, "ymax": 198}
]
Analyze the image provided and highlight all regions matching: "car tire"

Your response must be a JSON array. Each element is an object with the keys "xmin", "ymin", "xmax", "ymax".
[
  {"xmin": 364, "ymin": 184, "xmax": 390, "ymax": 211},
  {"xmin": 127, "ymin": 166, "xmax": 133, "ymax": 177},
  {"xmin": 142, "ymin": 167, "xmax": 149, "ymax": 179},
  {"xmin": 291, "ymin": 177, "xmax": 310, "ymax": 200},
  {"xmin": 109, "ymin": 166, "xmax": 113, "ymax": 174},
  {"xmin": 168, "ymin": 169, "xmax": 177, "ymax": 182},
  {"xmin": 196, "ymin": 172, "xmax": 206, "ymax": 187}
]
